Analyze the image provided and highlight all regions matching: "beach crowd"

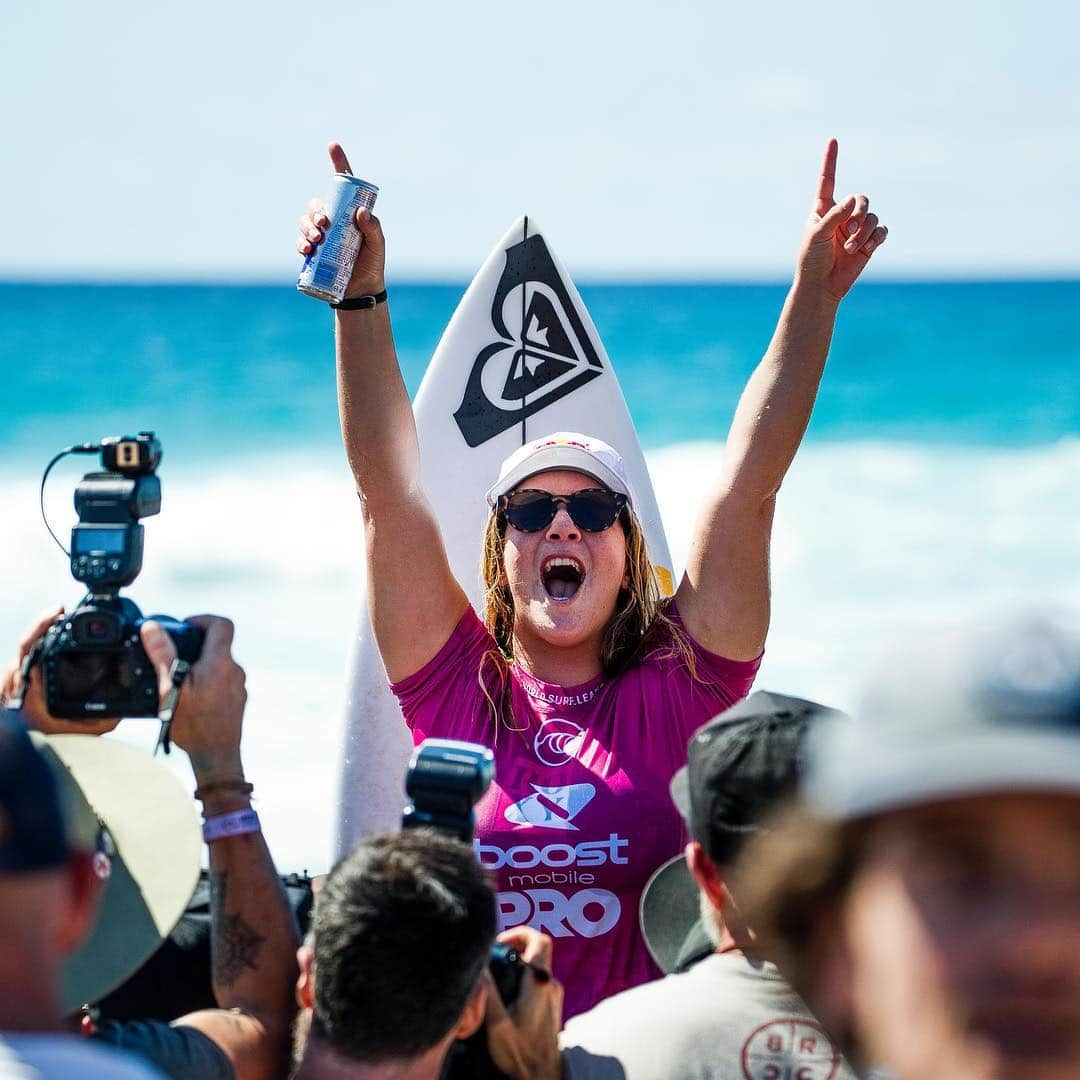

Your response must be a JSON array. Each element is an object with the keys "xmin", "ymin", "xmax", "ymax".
[{"xmin": 2, "ymin": 140, "xmax": 1078, "ymax": 1080}]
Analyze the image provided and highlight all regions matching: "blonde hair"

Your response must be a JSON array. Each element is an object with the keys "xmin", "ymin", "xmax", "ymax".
[{"xmin": 477, "ymin": 501, "xmax": 699, "ymax": 731}]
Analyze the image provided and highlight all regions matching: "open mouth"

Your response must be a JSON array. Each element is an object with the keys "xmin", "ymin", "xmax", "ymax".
[{"xmin": 542, "ymin": 556, "xmax": 585, "ymax": 601}]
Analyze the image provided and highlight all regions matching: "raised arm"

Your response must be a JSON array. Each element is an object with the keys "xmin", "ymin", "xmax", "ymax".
[
  {"xmin": 297, "ymin": 143, "xmax": 467, "ymax": 681},
  {"xmin": 140, "ymin": 616, "xmax": 300, "ymax": 1080},
  {"xmin": 675, "ymin": 139, "xmax": 888, "ymax": 660}
]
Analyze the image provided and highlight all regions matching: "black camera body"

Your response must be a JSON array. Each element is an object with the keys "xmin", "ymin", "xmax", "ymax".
[
  {"xmin": 32, "ymin": 433, "xmax": 204, "ymax": 719},
  {"xmin": 39, "ymin": 598, "xmax": 203, "ymax": 720},
  {"xmin": 402, "ymin": 739, "xmax": 526, "ymax": 1007}
]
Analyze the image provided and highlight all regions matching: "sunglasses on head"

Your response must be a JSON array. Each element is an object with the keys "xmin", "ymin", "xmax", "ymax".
[{"xmin": 498, "ymin": 488, "xmax": 629, "ymax": 533}]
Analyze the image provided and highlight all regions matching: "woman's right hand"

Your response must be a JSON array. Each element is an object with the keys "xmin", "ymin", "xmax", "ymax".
[{"xmin": 295, "ymin": 141, "xmax": 387, "ymax": 300}]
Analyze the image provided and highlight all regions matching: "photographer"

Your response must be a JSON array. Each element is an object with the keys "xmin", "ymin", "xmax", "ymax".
[
  {"xmin": 291, "ymin": 828, "xmax": 563, "ymax": 1080},
  {"xmin": 0, "ymin": 712, "xmax": 164, "ymax": 1077},
  {"xmin": 4, "ymin": 608, "xmax": 301, "ymax": 1080}
]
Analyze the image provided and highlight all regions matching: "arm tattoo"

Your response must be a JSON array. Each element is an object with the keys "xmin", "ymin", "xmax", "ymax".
[{"xmin": 210, "ymin": 870, "xmax": 266, "ymax": 989}]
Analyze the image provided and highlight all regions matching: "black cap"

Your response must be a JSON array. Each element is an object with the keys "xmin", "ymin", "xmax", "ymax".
[
  {"xmin": 670, "ymin": 690, "xmax": 843, "ymax": 865},
  {"xmin": 0, "ymin": 711, "xmax": 68, "ymax": 873}
]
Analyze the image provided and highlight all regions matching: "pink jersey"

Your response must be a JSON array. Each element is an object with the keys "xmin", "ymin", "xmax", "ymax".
[{"xmin": 390, "ymin": 604, "xmax": 760, "ymax": 1019}]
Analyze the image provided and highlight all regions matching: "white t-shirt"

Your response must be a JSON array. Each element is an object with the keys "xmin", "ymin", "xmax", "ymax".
[
  {"xmin": 0, "ymin": 1034, "xmax": 164, "ymax": 1079},
  {"xmin": 560, "ymin": 951, "xmax": 856, "ymax": 1080}
]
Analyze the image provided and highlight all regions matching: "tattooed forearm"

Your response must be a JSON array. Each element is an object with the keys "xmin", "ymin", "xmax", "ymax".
[{"xmin": 210, "ymin": 870, "xmax": 267, "ymax": 989}]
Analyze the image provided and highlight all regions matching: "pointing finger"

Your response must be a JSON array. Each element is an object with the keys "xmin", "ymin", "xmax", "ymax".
[
  {"xmin": 328, "ymin": 141, "xmax": 352, "ymax": 176},
  {"xmin": 815, "ymin": 138, "xmax": 838, "ymax": 214}
]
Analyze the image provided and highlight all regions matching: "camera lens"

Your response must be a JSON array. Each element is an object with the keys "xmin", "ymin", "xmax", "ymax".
[{"xmin": 87, "ymin": 619, "xmax": 111, "ymax": 641}]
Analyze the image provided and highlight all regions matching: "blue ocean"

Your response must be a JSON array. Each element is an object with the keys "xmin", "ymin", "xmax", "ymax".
[{"xmin": 3, "ymin": 281, "xmax": 1078, "ymax": 870}]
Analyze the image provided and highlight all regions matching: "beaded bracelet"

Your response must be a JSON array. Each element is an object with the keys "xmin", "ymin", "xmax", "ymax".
[{"xmin": 194, "ymin": 778, "xmax": 254, "ymax": 801}]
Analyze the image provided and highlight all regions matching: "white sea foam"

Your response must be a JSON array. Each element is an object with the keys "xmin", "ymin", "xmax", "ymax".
[{"xmin": 4, "ymin": 439, "xmax": 1078, "ymax": 872}]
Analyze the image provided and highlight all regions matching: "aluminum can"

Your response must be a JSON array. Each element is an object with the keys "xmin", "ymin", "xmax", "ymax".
[{"xmin": 297, "ymin": 173, "xmax": 379, "ymax": 303}]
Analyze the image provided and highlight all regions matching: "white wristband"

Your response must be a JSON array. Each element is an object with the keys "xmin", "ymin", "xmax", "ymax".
[{"xmin": 203, "ymin": 808, "xmax": 261, "ymax": 843}]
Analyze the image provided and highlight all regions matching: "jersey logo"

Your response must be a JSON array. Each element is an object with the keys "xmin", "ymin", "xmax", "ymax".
[
  {"xmin": 533, "ymin": 717, "xmax": 586, "ymax": 767},
  {"xmin": 504, "ymin": 783, "xmax": 597, "ymax": 830},
  {"xmin": 453, "ymin": 226, "xmax": 604, "ymax": 447},
  {"xmin": 496, "ymin": 887, "xmax": 621, "ymax": 939}
]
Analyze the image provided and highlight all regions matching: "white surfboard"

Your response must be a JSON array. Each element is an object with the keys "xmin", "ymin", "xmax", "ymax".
[{"xmin": 334, "ymin": 216, "xmax": 674, "ymax": 854}]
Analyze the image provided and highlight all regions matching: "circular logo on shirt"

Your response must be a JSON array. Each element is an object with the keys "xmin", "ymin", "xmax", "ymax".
[
  {"xmin": 533, "ymin": 717, "xmax": 586, "ymax": 767},
  {"xmin": 741, "ymin": 1018, "xmax": 841, "ymax": 1079}
]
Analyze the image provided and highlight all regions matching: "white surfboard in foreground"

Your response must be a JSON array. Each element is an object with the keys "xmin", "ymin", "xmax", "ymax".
[{"xmin": 335, "ymin": 216, "xmax": 674, "ymax": 853}]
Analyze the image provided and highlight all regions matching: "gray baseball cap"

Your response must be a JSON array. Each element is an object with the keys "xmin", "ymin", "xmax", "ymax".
[{"xmin": 804, "ymin": 614, "xmax": 1080, "ymax": 822}]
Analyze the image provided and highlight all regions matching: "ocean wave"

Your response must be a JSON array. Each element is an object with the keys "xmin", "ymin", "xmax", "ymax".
[{"xmin": 4, "ymin": 438, "xmax": 1078, "ymax": 871}]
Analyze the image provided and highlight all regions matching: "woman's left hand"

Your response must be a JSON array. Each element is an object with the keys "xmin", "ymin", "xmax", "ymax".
[{"xmin": 797, "ymin": 138, "xmax": 889, "ymax": 302}]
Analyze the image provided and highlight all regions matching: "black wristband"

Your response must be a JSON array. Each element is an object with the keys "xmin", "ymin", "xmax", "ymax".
[{"xmin": 331, "ymin": 289, "xmax": 388, "ymax": 311}]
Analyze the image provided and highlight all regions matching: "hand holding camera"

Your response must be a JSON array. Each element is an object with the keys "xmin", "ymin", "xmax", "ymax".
[
  {"xmin": 484, "ymin": 926, "xmax": 564, "ymax": 1080},
  {"xmin": 140, "ymin": 615, "xmax": 247, "ymax": 780}
]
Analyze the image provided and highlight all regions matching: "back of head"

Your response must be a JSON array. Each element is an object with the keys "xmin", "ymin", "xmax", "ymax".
[{"xmin": 311, "ymin": 829, "xmax": 496, "ymax": 1064}]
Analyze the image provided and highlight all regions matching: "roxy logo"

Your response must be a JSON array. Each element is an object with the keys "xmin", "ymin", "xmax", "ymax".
[
  {"xmin": 453, "ymin": 230, "xmax": 604, "ymax": 448},
  {"xmin": 496, "ymin": 887, "xmax": 621, "ymax": 939},
  {"xmin": 505, "ymin": 783, "xmax": 596, "ymax": 831},
  {"xmin": 534, "ymin": 717, "xmax": 586, "ymax": 767}
]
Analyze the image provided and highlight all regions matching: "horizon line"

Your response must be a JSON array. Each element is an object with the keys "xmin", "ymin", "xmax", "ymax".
[{"xmin": 2, "ymin": 272, "xmax": 1080, "ymax": 288}]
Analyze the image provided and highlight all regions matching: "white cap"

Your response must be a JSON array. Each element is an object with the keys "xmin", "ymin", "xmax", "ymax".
[
  {"xmin": 485, "ymin": 432, "xmax": 635, "ymax": 508},
  {"xmin": 805, "ymin": 614, "xmax": 1080, "ymax": 822}
]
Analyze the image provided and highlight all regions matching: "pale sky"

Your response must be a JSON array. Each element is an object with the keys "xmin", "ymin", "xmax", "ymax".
[{"xmin": 3, "ymin": 0, "xmax": 1077, "ymax": 280}]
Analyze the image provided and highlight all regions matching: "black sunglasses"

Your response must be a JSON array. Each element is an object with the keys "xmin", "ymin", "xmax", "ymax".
[{"xmin": 499, "ymin": 488, "xmax": 628, "ymax": 533}]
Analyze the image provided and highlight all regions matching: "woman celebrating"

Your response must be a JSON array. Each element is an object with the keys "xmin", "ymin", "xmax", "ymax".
[{"xmin": 297, "ymin": 139, "xmax": 886, "ymax": 1018}]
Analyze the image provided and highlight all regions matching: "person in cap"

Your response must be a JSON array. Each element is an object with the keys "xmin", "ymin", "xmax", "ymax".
[
  {"xmin": 743, "ymin": 615, "xmax": 1080, "ymax": 1080},
  {"xmin": 4, "ymin": 609, "xmax": 301, "ymax": 1080},
  {"xmin": 296, "ymin": 138, "xmax": 888, "ymax": 1015},
  {"xmin": 0, "ymin": 711, "xmax": 164, "ymax": 1078},
  {"xmin": 558, "ymin": 691, "xmax": 854, "ymax": 1079}
]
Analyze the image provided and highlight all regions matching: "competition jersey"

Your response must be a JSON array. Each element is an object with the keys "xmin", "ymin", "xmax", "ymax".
[{"xmin": 391, "ymin": 604, "xmax": 760, "ymax": 1019}]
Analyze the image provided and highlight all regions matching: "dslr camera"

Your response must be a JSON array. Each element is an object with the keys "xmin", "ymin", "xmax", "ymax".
[
  {"xmin": 27, "ymin": 433, "xmax": 203, "ymax": 720},
  {"xmin": 403, "ymin": 739, "xmax": 527, "ymax": 1007}
]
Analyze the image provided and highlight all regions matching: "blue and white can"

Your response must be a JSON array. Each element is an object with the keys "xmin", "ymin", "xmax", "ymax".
[{"xmin": 296, "ymin": 173, "xmax": 379, "ymax": 304}]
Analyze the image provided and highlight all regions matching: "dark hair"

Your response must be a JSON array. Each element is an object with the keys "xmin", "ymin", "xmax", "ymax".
[{"xmin": 309, "ymin": 829, "xmax": 496, "ymax": 1063}]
